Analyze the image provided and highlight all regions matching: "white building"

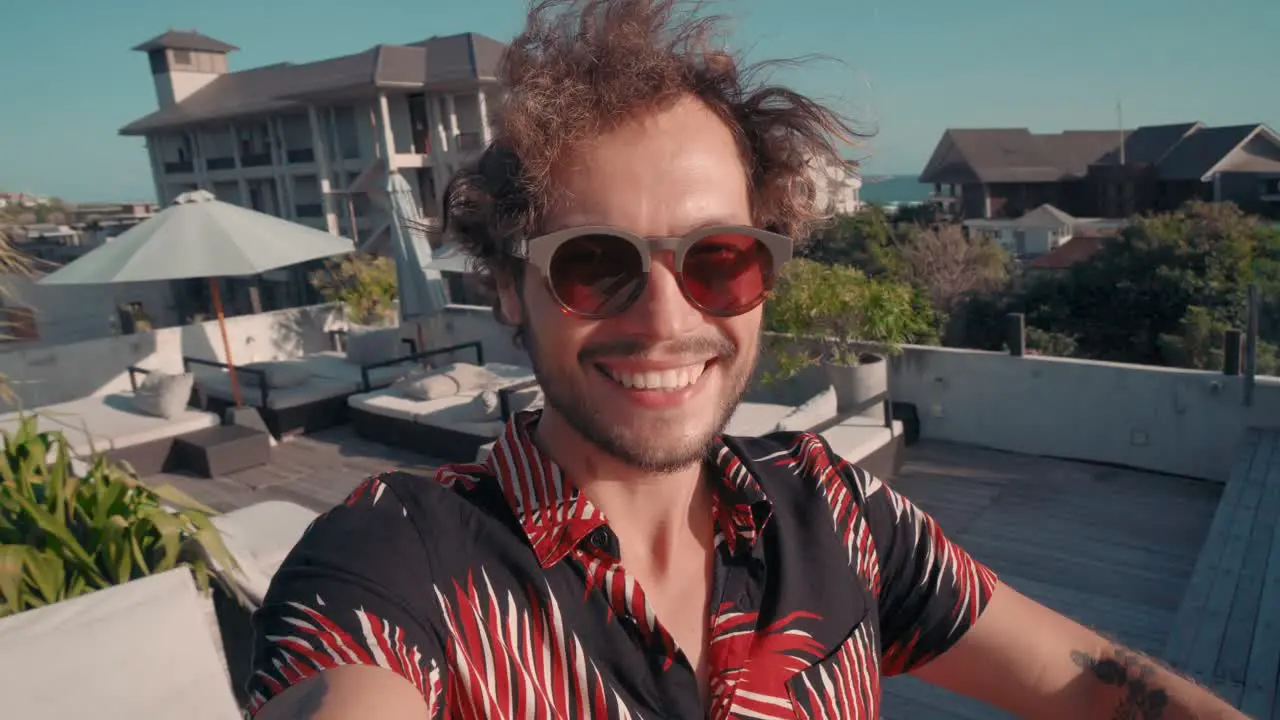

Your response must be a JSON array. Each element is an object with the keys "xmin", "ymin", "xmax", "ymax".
[
  {"xmin": 810, "ymin": 156, "xmax": 863, "ymax": 215},
  {"xmin": 120, "ymin": 29, "xmax": 505, "ymax": 313},
  {"xmin": 963, "ymin": 203, "xmax": 1125, "ymax": 258}
]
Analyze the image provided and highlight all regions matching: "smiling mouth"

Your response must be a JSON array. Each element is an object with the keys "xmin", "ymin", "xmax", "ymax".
[{"xmin": 596, "ymin": 361, "xmax": 710, "ymax": 391}]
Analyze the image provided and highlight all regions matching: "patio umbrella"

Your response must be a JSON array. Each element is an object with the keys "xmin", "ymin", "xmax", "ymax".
[
  {"xmin": 420, "ymin": 241, "xmax": 476, "ymax": 274},
  {"xmin": 385, "ymin": 171, "xmax": 449, "ymax": 345},
  {"xmin": 39, "ymin": 189, "xmax": 355, "ymax": 406}
]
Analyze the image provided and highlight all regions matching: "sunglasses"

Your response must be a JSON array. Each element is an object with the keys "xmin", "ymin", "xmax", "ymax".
[{"xmin": 510, "ymin": 225, "xmax": 794, "ymax": 319}]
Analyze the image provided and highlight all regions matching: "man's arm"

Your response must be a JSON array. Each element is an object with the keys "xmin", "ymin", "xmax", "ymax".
[
  {"xmin": 256, "ymin": 666, "xmax": 428, "ymax": 720},
  {"xmin": 912, "ymin": 582, "xmax": 1245, "ymax": 720},
  {"xmin": 245, "ymin": 474, "xmax": 443, "ymax": 719}
]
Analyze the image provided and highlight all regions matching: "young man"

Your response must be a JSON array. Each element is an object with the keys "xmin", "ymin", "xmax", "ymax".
[{"xmin": 248, "ymin": 1, "xmax": 1243, "ymax": 718}]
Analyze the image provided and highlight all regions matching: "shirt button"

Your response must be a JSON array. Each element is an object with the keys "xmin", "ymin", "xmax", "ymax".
[{"xmin": 589, "ymin": 527, "xmax": 611, "ymax": 549}]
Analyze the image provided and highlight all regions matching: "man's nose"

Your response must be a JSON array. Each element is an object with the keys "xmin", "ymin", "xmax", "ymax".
[{"xmin": 615, "ymin": 250, "xmax": 703, "ymax": 340}]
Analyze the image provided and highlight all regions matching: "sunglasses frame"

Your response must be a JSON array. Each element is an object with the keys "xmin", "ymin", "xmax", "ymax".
[{"xmin": 510, "ymin": 225, "xmax": 794, "ymax": 319}]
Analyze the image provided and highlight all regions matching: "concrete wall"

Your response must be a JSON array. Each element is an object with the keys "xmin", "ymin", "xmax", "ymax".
[
  {"xmin": 427, "ymin": 305, "xmax": 1277, "ymax": 483},
  {"xmin": 1, "ymin": 273, "xmax": 181, "ymax": 348},
  {"xmin": 1, "ymin": 304, "xmax": 341, "ymax": 411},
  {"xmin": 13, "ymin": 299, "xmax": 1267, "ymax": 483}
]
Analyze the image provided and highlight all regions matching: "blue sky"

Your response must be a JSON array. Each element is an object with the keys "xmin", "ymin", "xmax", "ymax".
[{"xmin": 1, "ymin": 0, "xmax": 1275, "ymax": 202}]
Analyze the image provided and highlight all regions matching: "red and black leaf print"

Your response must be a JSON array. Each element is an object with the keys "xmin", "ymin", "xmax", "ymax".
[
  {"xmin": 434, "ymin": 569, "xmax": 641, "ymax": 719},
  {"xmin": 788, "ymin": 622, "xmax": 882, "ymax": 720},
  {"xmin": 248, "ymin": 416, "xmax": 997, "ymax": 719},
  {"xmin": 247, "ymin": 599, "xmax": 441, "ymax": 715}
]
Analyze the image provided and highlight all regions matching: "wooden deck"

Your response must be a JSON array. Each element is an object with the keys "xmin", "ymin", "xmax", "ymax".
[
  {"xmin": 149, "ymin": 425, "xmax": 443, "ymax": 514},
  {"xmin": 1163, "ymin": 427, "xmax": 1280, "ymax": 718},
  {"xmin": 879, "ymin": 441, "xmax": 1221, "ymax": 720},
  {"xmin": 151, "ymin": 430, "xmax": 1226, "ymax": 719}
]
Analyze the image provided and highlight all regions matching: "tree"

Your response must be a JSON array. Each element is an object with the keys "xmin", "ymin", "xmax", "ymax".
[
  {"xmin": 883, "ymin": 223, "xmax": 1010, "ymax": 315},
  {"xmin": 309, "ymin": 253, "xmax": 399, "ymax": 325},
  {"xmin": 1158, "ymin": 305, "xmax": 1279, "ymax": 375},
  {"xmin": 1025, "ymin": 201, "xmax": 1261, "ymax": 365},
  {"xmin": 799, "ymin": 207, "xmax": 894, "ymax": 272}
]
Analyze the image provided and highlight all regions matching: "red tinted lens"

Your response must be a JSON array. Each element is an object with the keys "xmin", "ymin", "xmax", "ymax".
[
  {"xmin": 681, "ymin": 233, "xmax": 774, "ymax": 315},
  {"xmin": 548, "ymin": 233, "xmax": 645, "ymax": 316}
]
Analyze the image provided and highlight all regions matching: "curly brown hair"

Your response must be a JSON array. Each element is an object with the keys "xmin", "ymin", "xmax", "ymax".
[{"xmin": 443, "ymin": 0, "xmax": 866, "ymax": 289}]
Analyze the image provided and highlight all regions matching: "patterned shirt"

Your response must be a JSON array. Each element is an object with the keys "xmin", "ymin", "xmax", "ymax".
[{"xmin": 247, "ymin": 411, "xmax": 998, "ymax": 719}]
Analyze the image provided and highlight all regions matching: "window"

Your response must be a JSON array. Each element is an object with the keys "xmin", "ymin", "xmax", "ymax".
[
  {"xmin": 1013, "ymin": 230, "xmax": 1027, "ymax": 256},
  {"xmin": 172, "ymin": 49, "xmax": 192, "ymax": 66}
]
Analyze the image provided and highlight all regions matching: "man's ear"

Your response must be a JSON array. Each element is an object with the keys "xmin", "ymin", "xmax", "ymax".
[{"xmin": 493, "ymin": 268, "xmax": 525, "ymax": 327}]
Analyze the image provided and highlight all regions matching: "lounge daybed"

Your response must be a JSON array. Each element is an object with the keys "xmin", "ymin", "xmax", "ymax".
[
  {"xmin": 302, "ymin": 325, "xmax": 423, "ymax": 390},
  {"xmin": 348, "ymin": 342, "xmax": 541, "ymax": 461},
  {"xmin": 186, "ymin": 356, "xmax": 361, "ymax": 439},
  {"xmin": 0, "ymin": 367, "xmax": 221, "ymax": 476},
  {"xmin": 184, "ymin": 331, "xmax": 480, "ymax": 439},
  {"xmin": 725, "ymin": 386, "xmax": 905, "ymax": 479}
]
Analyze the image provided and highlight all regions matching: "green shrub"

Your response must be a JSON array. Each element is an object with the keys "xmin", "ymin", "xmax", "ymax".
[
  {"xmin": 0, "ymin": 416, "xmax": 237, "ymax": 617},
  {"xmin": 764, "ymin": 259, "xmax": 936, "ymax": 380},
  {"xmin": 310, "ymin": 253, "xmax": 399, "ymax": 326}
]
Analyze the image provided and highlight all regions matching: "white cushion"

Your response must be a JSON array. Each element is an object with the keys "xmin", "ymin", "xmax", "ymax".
[
  {"xmin": 821, "ymin": 417, "xmax": 904, "ymax": 464},
  {"xmin": 392, "ymin": 362, "xmax": 535, "ymax": 401},
  {"xmin": 211, "ymin": 501, "xmax": 319, "ymax": 607},
  {"xmin": 240, "ymin": 361, "xmax": 312, "ymax": 390},
  {"xmin": 724, "ymin": 402, "xmax": 795, "ymax": 437},
  {"xmin": 466, "ymin": 385, "xmax": 544, "ymax": 421},
  {"xmin": 23, "ymin": 395, "xmax": 219, "ymax": 451},
  {"xmin": 0, "ymin": 410, "xmax": 99, "ymax": 458},
  {"xmin": 348, "ymin": 388, "xmax": 433, "ymax": 422},
  {"xmin": 0, "ymin": 568, "xmax": 242, "ymax": 720},
  {"xmin": 299, "ymin": 351, "xmax": 418, "ymax": 389},
  {"xmin": 133, "ymin": 371, "xmax": 195, "ymax": 419},
  {"xmin": 197, "ymin": 373, "xmax": 358, "ymax": 410},
  {"xmin": 774, "ymin": 386, "xmax": 838, "ymax": 432},
  {"xmin": 415, "ymin": 399, "xmax": 507, "ymax": 437}
]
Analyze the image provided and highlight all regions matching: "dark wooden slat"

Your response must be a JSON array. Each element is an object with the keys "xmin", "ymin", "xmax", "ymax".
[
  {"xmin": 1240, "ymin": 449, "xmax": 1280, "ymax": 719},
  {"xmin": 1184, "ymin": 430, "xmax": 1273, "ymax": 684},
  {"xmin": 1216, "ymin": 438, "xmax": 1280, "ymax": 703},
  {"xmin": 1164, "ymin": 430, "xmax": 1260, "ymax": 668}
]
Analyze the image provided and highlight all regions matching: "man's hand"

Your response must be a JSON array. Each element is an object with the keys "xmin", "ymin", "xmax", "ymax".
[{"xmin": 911, "ymin": 581, "xmax": 1247, "ymax": 719}]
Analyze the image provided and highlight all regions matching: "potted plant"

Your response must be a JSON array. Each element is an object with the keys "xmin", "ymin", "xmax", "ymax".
[
  {"xmin": 764, "ymin": 259, "xmax": 934, "ymax": 418},
  {"xmin": 0, "ymin": 416, "xmax": 239, "ymax": 617},
  {"xmin": 309, "ymin": 253, "xmax": 399, "ymax": 327}
]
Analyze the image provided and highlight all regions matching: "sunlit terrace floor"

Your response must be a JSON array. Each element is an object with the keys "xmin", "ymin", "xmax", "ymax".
[{"xmin": 152, "ymin": 431, "xmax": 1222, "ymax": 719}]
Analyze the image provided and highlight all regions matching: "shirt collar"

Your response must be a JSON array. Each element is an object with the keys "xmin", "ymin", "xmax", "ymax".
[{"xmin": 484, "ymin": 411, "xmax": 773, "ymax": 568}]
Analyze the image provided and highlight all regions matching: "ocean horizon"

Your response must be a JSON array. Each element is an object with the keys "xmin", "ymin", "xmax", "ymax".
[{"xmin": 859, "ymin": 175, "xmax": 933, "ymax": 206}]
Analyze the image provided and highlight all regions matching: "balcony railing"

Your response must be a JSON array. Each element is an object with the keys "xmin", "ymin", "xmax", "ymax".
[
  {"xmin": 163, "ymin": 160, "xmax": 194, "ymax": 174},
  {"xmin": 241, "ymin": 152, "xmax": 272, "ymax": 168},
  {"xmin": 206, "ymin": 157, "xmax": 236, "ymax": 171},
  {"xmin": 287, "ymin": 148, "xmax": 315, "ymax": 164}
]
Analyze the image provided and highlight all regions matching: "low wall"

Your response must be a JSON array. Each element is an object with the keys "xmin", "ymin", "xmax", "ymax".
[
  {"xmin": 431, "ymin": 305, "xmax": 1277, "ymax": 483},
  {"xmin": 1, "ymin": 304, "xmax": 341, "ymax": 411}
]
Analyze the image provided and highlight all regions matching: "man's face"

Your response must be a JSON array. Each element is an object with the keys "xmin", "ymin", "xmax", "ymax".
[{"xmin": 498, "ymin": 96, "xmax": 762, "ymax": 472}]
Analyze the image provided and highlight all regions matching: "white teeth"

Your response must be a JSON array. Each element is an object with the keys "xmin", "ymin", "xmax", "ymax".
[{"xmin": 603, "ymin": 363, "xmax": 707, "ymax": 391}]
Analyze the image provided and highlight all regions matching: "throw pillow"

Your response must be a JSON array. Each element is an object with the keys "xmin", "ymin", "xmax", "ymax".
[
  {"xmin": 393, "ymin": 363, "xmax": 501, "ymax": 401},
  {"xmin": 133, "ymin": 371, "xmax": 195, "ymax": 419}
]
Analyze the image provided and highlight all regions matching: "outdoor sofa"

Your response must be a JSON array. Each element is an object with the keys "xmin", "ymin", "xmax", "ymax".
[
  {"xmin": 726, "ymin": 385, "xmax": 905, "ymax": 479},
  {"xmin": 0, "ymin": 366, "xmax": 221, "ymax": 476},
  {"xmin": 348, "ymin": 340, "xmax": 542, "ymax": 462},
  {"xmin": 184, "ymin": 326, "xmax": 430, "ymax": 439}
]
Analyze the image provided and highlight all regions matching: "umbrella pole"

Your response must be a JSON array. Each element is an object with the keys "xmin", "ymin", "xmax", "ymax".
[{"xmin": 209, "ymin": 278, "xmax": 243, "ymax": 407}]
